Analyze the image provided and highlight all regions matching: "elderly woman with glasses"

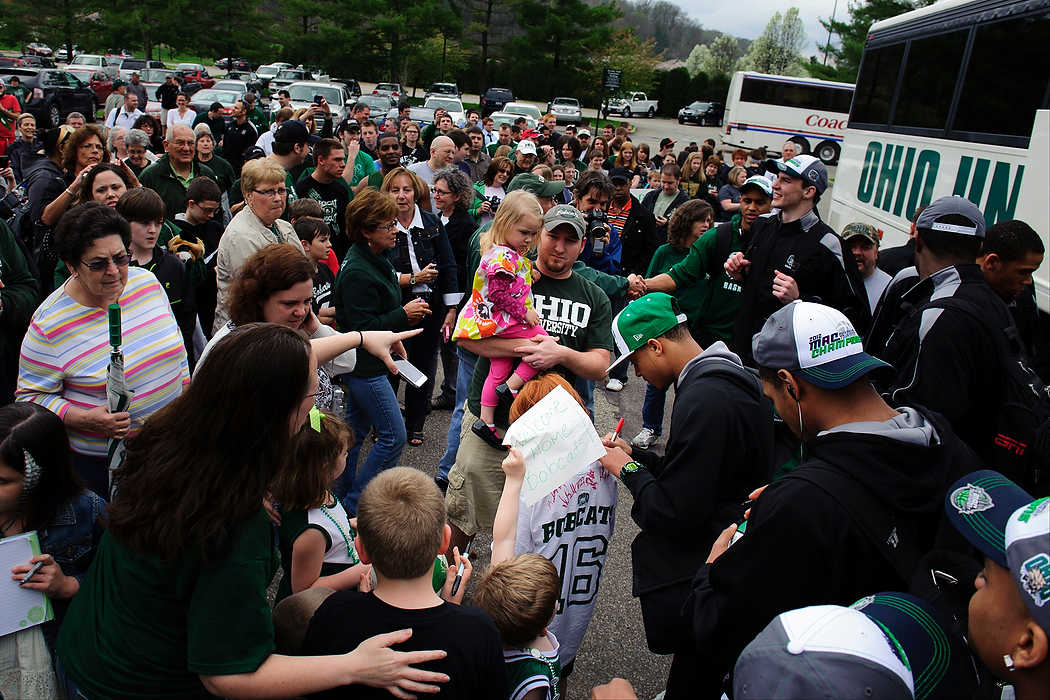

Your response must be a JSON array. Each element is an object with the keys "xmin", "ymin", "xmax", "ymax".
[
  {"xmin": 16, "ymin": 203, "xmax": 190, "ymax": 498},
  {"xmin": 122, "ymin": 128, "xmax": 157, "ymax": 177},
  {"xmin": 213, "ymin": 157, "xmax": 305, "ymax": 333}
]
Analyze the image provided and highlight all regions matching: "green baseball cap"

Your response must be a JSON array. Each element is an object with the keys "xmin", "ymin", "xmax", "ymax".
[
  {"xmin": 608, "ymin": 293, "xmax": 688, "ymax": 373},
  {"xmin": 507, "ymin": 172, "xmax": 563, "ymax": 197}
]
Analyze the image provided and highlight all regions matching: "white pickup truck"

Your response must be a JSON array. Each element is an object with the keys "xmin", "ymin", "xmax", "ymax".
[{"xmin": 604, "ymin": 92, "xmax": 659, "ymax": 118}]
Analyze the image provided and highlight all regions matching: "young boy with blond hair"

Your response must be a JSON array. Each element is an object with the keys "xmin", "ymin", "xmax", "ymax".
[
  {"xmin": 298, "ymin": 467, "xmax": 504, "ymax": 699},
  {"xmin": 475, "ymin": 554, "xmax": 562, "ymax": 700}
]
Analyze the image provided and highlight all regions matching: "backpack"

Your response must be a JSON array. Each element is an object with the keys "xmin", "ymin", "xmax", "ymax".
[{"xmin": 926, "ymin": 296, "xmax": 1050, "ymax": 493}]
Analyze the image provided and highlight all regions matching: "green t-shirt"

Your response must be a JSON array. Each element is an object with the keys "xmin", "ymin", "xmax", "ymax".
[
  {"xmin": 646, "ymin": 243, "xmax": 705, "ymax": 327},
  {"xmin": 466, "ymin": 271, "xmax": 613, "ymax": 423},
  {"xmin": 57, "ymin": 510, "xmax": 278, "ymax": 699},
  {"xmin": 666, "ymin": 215, "xmax": 745, "ymax": 344},
  {"xmin": 351, "ymin": 150, "xmax": 375, "ymax": 186}
]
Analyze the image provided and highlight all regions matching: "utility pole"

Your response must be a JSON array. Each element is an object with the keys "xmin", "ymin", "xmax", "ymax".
[{"xmin": 823, "ymin": 0, "xmax": 839, "ymax": 65}]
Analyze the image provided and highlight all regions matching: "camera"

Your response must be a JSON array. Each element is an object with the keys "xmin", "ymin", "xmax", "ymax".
[
  {"xmin": 585, "ymin": 210, "xmax": 609, "ymax": 256},
  {"xmin": 487, "ymin": 195, "xmax": 502, "ymax": 212}
]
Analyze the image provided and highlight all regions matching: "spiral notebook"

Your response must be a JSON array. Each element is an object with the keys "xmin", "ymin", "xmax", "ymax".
[{"xmin": 0, "ymin": 531, "xmax": 54, "ymax": 637}]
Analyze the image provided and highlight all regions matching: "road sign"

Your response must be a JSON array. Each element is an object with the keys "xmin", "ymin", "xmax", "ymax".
[{"xmin": 602, "ymin": 68, "xmax": 622, "ymax": 91}]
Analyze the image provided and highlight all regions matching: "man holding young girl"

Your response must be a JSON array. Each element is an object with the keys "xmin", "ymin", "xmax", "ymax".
[{"xmin": 444, "ymin": 200, "xmax": 613, "ymax": 555}]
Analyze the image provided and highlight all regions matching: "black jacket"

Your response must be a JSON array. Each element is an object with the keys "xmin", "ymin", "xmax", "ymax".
[
  {"xmin": 387, "ymin": 208, "xmax": 459, "ymax": 306},
  {"xmin": 870, "ymin": 264, "xmax": 1018, "ymax": 469},
  {"xmin": 133, "ymin": 247, "xmax": 195, "ymax": 359},
  {"xmin": 441, "ymin": 207, "xmax": 477, "ymax": 297},
  {"xmin": 154, "ymin": 82, "xmax": 180, "ymax": 109},
  {"xmin": 641, "ymin": 188, "xmax": 690, "ymax": 248},
  {"xmin": 877, "ymin": 239, "xmax": 915, "ymax": 277},
  {"xmin": 623, "ymin": 344, "xmax": 773, "ymax": 597},
  {"xmin": 687, "ymin": 406, "xmax": 978, "ymax": 697},
  {"xmin": 731, "ymin": 209, "xmax": 870, "ymax": 365},
  {"xmin": 616, "ymin": 194, "xmax": 658, "ymax": 276}
]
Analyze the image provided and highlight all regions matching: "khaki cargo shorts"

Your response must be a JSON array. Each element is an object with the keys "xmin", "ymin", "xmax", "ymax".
[{"xmin": 444, "ymin": 407, "xmax": 507, "ymax": 537}]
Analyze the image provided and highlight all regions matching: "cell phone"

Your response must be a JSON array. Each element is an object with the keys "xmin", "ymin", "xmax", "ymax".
[
  {"xmin": 313, "ymin": 94, "xmax": 324, "ymax": 105},
  {"xmin": 391, "ymin": 353, "xmax": 427, "ymax": 389},
  {"xmin": 0, "ymin": 155, "xmax": 9, "ymax": 168}
]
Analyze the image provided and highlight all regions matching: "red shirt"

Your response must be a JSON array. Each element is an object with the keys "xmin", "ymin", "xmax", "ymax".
[{"xmin": 0, "ymin": 93, "xmax": 21, "ymax": 142}]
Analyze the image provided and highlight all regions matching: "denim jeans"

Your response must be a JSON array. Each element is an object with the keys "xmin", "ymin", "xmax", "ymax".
[
  {"xmin": 437, "ymin": 346, "xmax": 478, "ymax": 481},
  {"xmin": 641, "ymin": 381, "xmax": 666, "ymax": 434},
  {"xmin": 337, "ymin": 373, "xmax": 407, "ymax": 514}
]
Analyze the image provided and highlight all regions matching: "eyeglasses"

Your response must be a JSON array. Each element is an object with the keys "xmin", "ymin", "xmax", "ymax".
[
  {"xmin": 252, "ymin": 188, "xmax": 288, "ymax": 198},
  {"xmin": 80, "ymin": 254, "xmax": 131, "ymax": 271},
  {"xmin": 431, "ymin": 187, "xmax": 452, "ymax": 196},
  {"xmin": 169, "ymin": 140, "xmax": 194, "ymax": 148},
  {"xmin": 376, "ymin": 221, "xmax": 398, "ymax": 232}
]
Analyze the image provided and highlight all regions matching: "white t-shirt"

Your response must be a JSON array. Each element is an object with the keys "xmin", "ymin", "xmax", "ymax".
[
  {"xmin": 514, "ymin": 461, "xmax": 618, "ymax": 665},
  {"xmin": 864, "ymin": 267, "xmax": 893, "ymax": 313},
  {"xmin": 166, "ymin": 108, "xmax": 196, "ymax": 130},
  {"xmin": 479, "ymin": 185, "xmax": 505, "ymax": 226}
]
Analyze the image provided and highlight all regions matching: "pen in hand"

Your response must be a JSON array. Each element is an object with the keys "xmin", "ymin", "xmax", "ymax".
[
  {"xmin": 450, "ymin": 539, "xmax": 473, "ymax": 597},
  {"xmin": 20, "ymin": 560, "xmax": 44, "ymax": 586}
]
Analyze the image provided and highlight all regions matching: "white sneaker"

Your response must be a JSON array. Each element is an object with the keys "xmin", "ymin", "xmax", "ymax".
[
  {"xmin": 605, "ymin": 378, "xmax": 624, "ymax": 392},
  {"xmin": 631, "ymin": 427, "xmax": 658, "ymax": 449}
]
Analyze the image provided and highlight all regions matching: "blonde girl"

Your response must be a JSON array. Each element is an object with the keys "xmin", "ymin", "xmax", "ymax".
[{"xmin": 453, "ymin": 191, "xmax": 549, "ymax": 447}]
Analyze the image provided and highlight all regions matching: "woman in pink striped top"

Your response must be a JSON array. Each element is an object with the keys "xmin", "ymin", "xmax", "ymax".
[{"xmin": 16, "ymin": 202, "xmax": 189, "ymax": 497}]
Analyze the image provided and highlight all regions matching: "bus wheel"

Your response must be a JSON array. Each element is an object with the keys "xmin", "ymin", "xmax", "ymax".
[
  {"xmin": 789, "ymin": 136, "xmax": 810, "ymax": 155},
  {"xmin": 815, "ymin": 141, "xmax": 840, "ymax": 165}
]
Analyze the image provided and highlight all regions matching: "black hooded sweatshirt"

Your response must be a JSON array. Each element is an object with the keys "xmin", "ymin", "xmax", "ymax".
[{"xmin": 684, "ymin": 406, "xmax": 978, "ymax": 698}]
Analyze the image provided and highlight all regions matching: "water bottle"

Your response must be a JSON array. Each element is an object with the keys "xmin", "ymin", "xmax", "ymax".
[{"xmin": 331, "ymin": 385, "xmax": 346, "ymax": 416}]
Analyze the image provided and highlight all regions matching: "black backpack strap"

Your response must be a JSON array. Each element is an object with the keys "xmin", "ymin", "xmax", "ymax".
[{"xmin": 789, "ymin": 461, "xmax": 924, "ymax": 584}]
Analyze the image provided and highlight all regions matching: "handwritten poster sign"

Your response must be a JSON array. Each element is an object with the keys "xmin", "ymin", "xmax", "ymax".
[{"xmin": 502, "ymin": 385, "xmax": 606, "ymax": 505}]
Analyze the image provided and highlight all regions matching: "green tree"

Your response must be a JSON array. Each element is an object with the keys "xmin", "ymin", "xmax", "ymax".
[
  {"xmin": 813, "ymin": 0, "xmax": 923, "ymax": 82},
  {"xmin": 741, "ymin": 7, "xmax": 807, "ymax": 76},
  {"xmin": 503, "ymin": 0, "xmax": 620, "ymax": 100},
  {"xmin": 5, "ymin": 0, "xmax": 100, "ymax": 61}
]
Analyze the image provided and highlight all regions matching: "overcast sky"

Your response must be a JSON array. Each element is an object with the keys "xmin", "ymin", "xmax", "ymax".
[{"xmin": 678, "ymin": 0, "xmax": 843, "ymax": 57}]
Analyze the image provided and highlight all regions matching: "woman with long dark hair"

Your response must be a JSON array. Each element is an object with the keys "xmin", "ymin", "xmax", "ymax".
[{"xmin": 56, "ymin": 323, "xmax": 449, "ymax": 699}]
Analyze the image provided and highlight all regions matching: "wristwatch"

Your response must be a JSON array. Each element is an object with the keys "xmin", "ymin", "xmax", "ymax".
[
  {"xmin": 409, "ymin": 273, "xmax": 416, "ymax": 284},
  {"xmin": 619, "ymin": 461, "xmax": 641, "ymax": 480}
]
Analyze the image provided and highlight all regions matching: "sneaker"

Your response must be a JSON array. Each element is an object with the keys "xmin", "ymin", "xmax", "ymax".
[
  {"xmin": 605, "ymin": 378, "xmax": 624, "ymax": 392},
  {"xmin": 471, "ymin": 419, "xmax": 508, "ymax": 451},
  {"xmin": 631, "ymin": 427, "xmax": 659, "ymax": 449}
]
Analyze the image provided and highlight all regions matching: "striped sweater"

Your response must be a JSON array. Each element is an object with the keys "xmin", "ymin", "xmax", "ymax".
[{"xmin": 17, "ymin": 267, "xmax": 190, "ymax": 456}]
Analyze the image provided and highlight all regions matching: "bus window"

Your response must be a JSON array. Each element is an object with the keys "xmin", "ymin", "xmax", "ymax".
[
  {"xmin": 851, "ymin": 43, "xmax": 904, "ymax": 125},
  {"xmin": 953, "ymin": 13, "xmax": 1050, "ymax": 141},
  {"xmin": 828, "ymin": 89, "xmax": 854, "ymax": 114},
  {"xmin": 781, "ymin": 84, "xmax": 826, "ymax": 110},
  {"xmin": 894, "ymin": 30, "xmax": 968, "ymax": 130},
  {"xmin": 740, "ymin": 77, "xmax": 779, "ymax": 104}
]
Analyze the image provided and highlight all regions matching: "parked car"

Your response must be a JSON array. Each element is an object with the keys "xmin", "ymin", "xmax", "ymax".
[
  {"xmin": 2, "ymin": 68, "xmax": 96, "ymax": 128},
  {"xmin": 118, "ymin": 58, "xmax": 166, "ymax": 81},
  {"xmin": 86, "ymin": 71, "xmax": 114, "ymax": 106},
  {"xmin": 255, "ymin": 64, "xmax": 284, "ymax": 90},
  {"xmin": 383, "ymin": 105, "xmax": 435, "ymax": 126},
  {"xmin": 677, "ymin": 100, "xmax": 724, "ymax": 126},
  {"xmin": 503, "ymin": 102, "xmax": 542, "ymax": 123},
  {"xmin": 546, "ymin": 97, "xmax": 582, "ymax": 125},
  {"xmin": 424, "ymin": 82, "xmax": 460, "ymax": 100},
  {"xmin": 488, "ymin": 111, "xmax": 537, "ymax": 130},
  {"xmin": 68, "ymin": 54, "xmax": 120, "ymax": 81},
  {"xmin": 357, "ymin": 93, "xmax": 396, "ymax": 113},
  {"xmin": 269, "ymin": 68, "xmax": 313, "ymax": 92},
  {"xmin": 54, "ymin": 45, "xmax": 79, "ymax": 63},
  {"xmin": 423, "ymin": 96, "xmax": 464, "ymax": 126},
  {"xmin": 604, "ymin": 91, "xmax": 658, "ymax": 118},
  {"xmin": 0, "ymin": 57, "xmax": 26, "ymax": 68},
  {"xmin": 176, "ymin": 64, "xmax": 215, "ymax": 89},
  {"xmin": 25, "ymin": 43, "xmax": 53, "ymax": 57},
  {"xmin": 372, "ymin": 82, "xmax": 403, "ymax": 99},
  {"xmin": 271, "ymin": 81, "xmax": 355, "ymax": 124},
  {"xmin": 215, "ymin": 57, "xmax": 254, "ymax": 71},
  {"xmin": 331, "ymin": 77, "xmax": 362, "ymax": 97},
  {"xmin": 480, "ymin": 87, "xmax": 514, "ymax": 116},
  {"xmin": 305, "ymin": 66, "xmax": 330, "ymax": 82},
  {"xmin": 224, "ymin": 71, "xmax": 264, "ymax": 94},
  {"xmin": 19, "ymin": 56, "xmax": 57, "ymax": 69},
  {"xmin": 188, "ymin": 88, "xmax": 244, "ymax": 119}
]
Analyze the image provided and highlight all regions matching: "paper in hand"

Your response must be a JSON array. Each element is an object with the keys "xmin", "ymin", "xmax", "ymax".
[
  {"xmin": 0, "ymin": 531, "xmax": 54, "ymax": 637},
  {"xmin": 502, "ymin": 385, "xmax": 606, "ymax": 505}
]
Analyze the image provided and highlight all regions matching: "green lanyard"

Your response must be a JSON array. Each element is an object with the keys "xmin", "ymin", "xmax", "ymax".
[{"xmin": 269, "ymin": 223, "xmax": 282, "ymax": 245}]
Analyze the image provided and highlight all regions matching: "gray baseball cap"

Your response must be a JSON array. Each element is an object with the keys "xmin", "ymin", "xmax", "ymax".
[
  {"xmin": 777, "ymin": 155, "xmax": 828, "ymax": 194},
  {"xmin": 751, "ymin": 301, "xmax": 890, "ymax": 389},
  {"xmin": 915, "ymin": 195, "xmax": 986, "ymax": 238},
  {"xmin": 734, "ymin": 605, "xmax": 914, "ymax": 699},
  {"xmin": 543, "ymin": 205, "xmax": 585, "ymax": 238}
]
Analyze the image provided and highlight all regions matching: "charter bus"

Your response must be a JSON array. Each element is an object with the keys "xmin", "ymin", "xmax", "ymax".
[
  {"xmin": 829, "ymin": 0, "xmax": 1050, "ymax": 314},
  {"xmin": 722, "ymin": 71, "xmax": 855, "ymax": 164}
]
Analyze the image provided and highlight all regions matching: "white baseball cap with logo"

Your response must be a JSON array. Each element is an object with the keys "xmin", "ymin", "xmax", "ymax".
[{"xmin": 751, "ymin": 301, "xmax": 891, "ymax": 389}]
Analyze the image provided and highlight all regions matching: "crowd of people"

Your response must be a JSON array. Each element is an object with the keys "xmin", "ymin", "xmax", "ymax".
[{"xmin": 0, "ymin": 82, "xmax": 1048, "ymax": 700}]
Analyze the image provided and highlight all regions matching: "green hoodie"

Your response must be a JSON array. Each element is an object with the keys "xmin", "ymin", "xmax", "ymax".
[{"xmin": 667, "ymin": 213, "xmax": 746, "ymax": 343}]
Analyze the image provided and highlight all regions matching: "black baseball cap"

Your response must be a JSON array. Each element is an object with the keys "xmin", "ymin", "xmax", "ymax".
[
  {"xmin": 336, "ymin": 118, "xmax": 360, "ymax": 135},
  {"xmin": 660, "ymin": 138, "xmax": 675, "ymax": 149},
  {"xmin": 275, "ymin": 120, "xmax": 310, "ymax": 145},
  {"xmin": 609, "ymin": 166, "xmax": 633, "ymax": 184}
]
